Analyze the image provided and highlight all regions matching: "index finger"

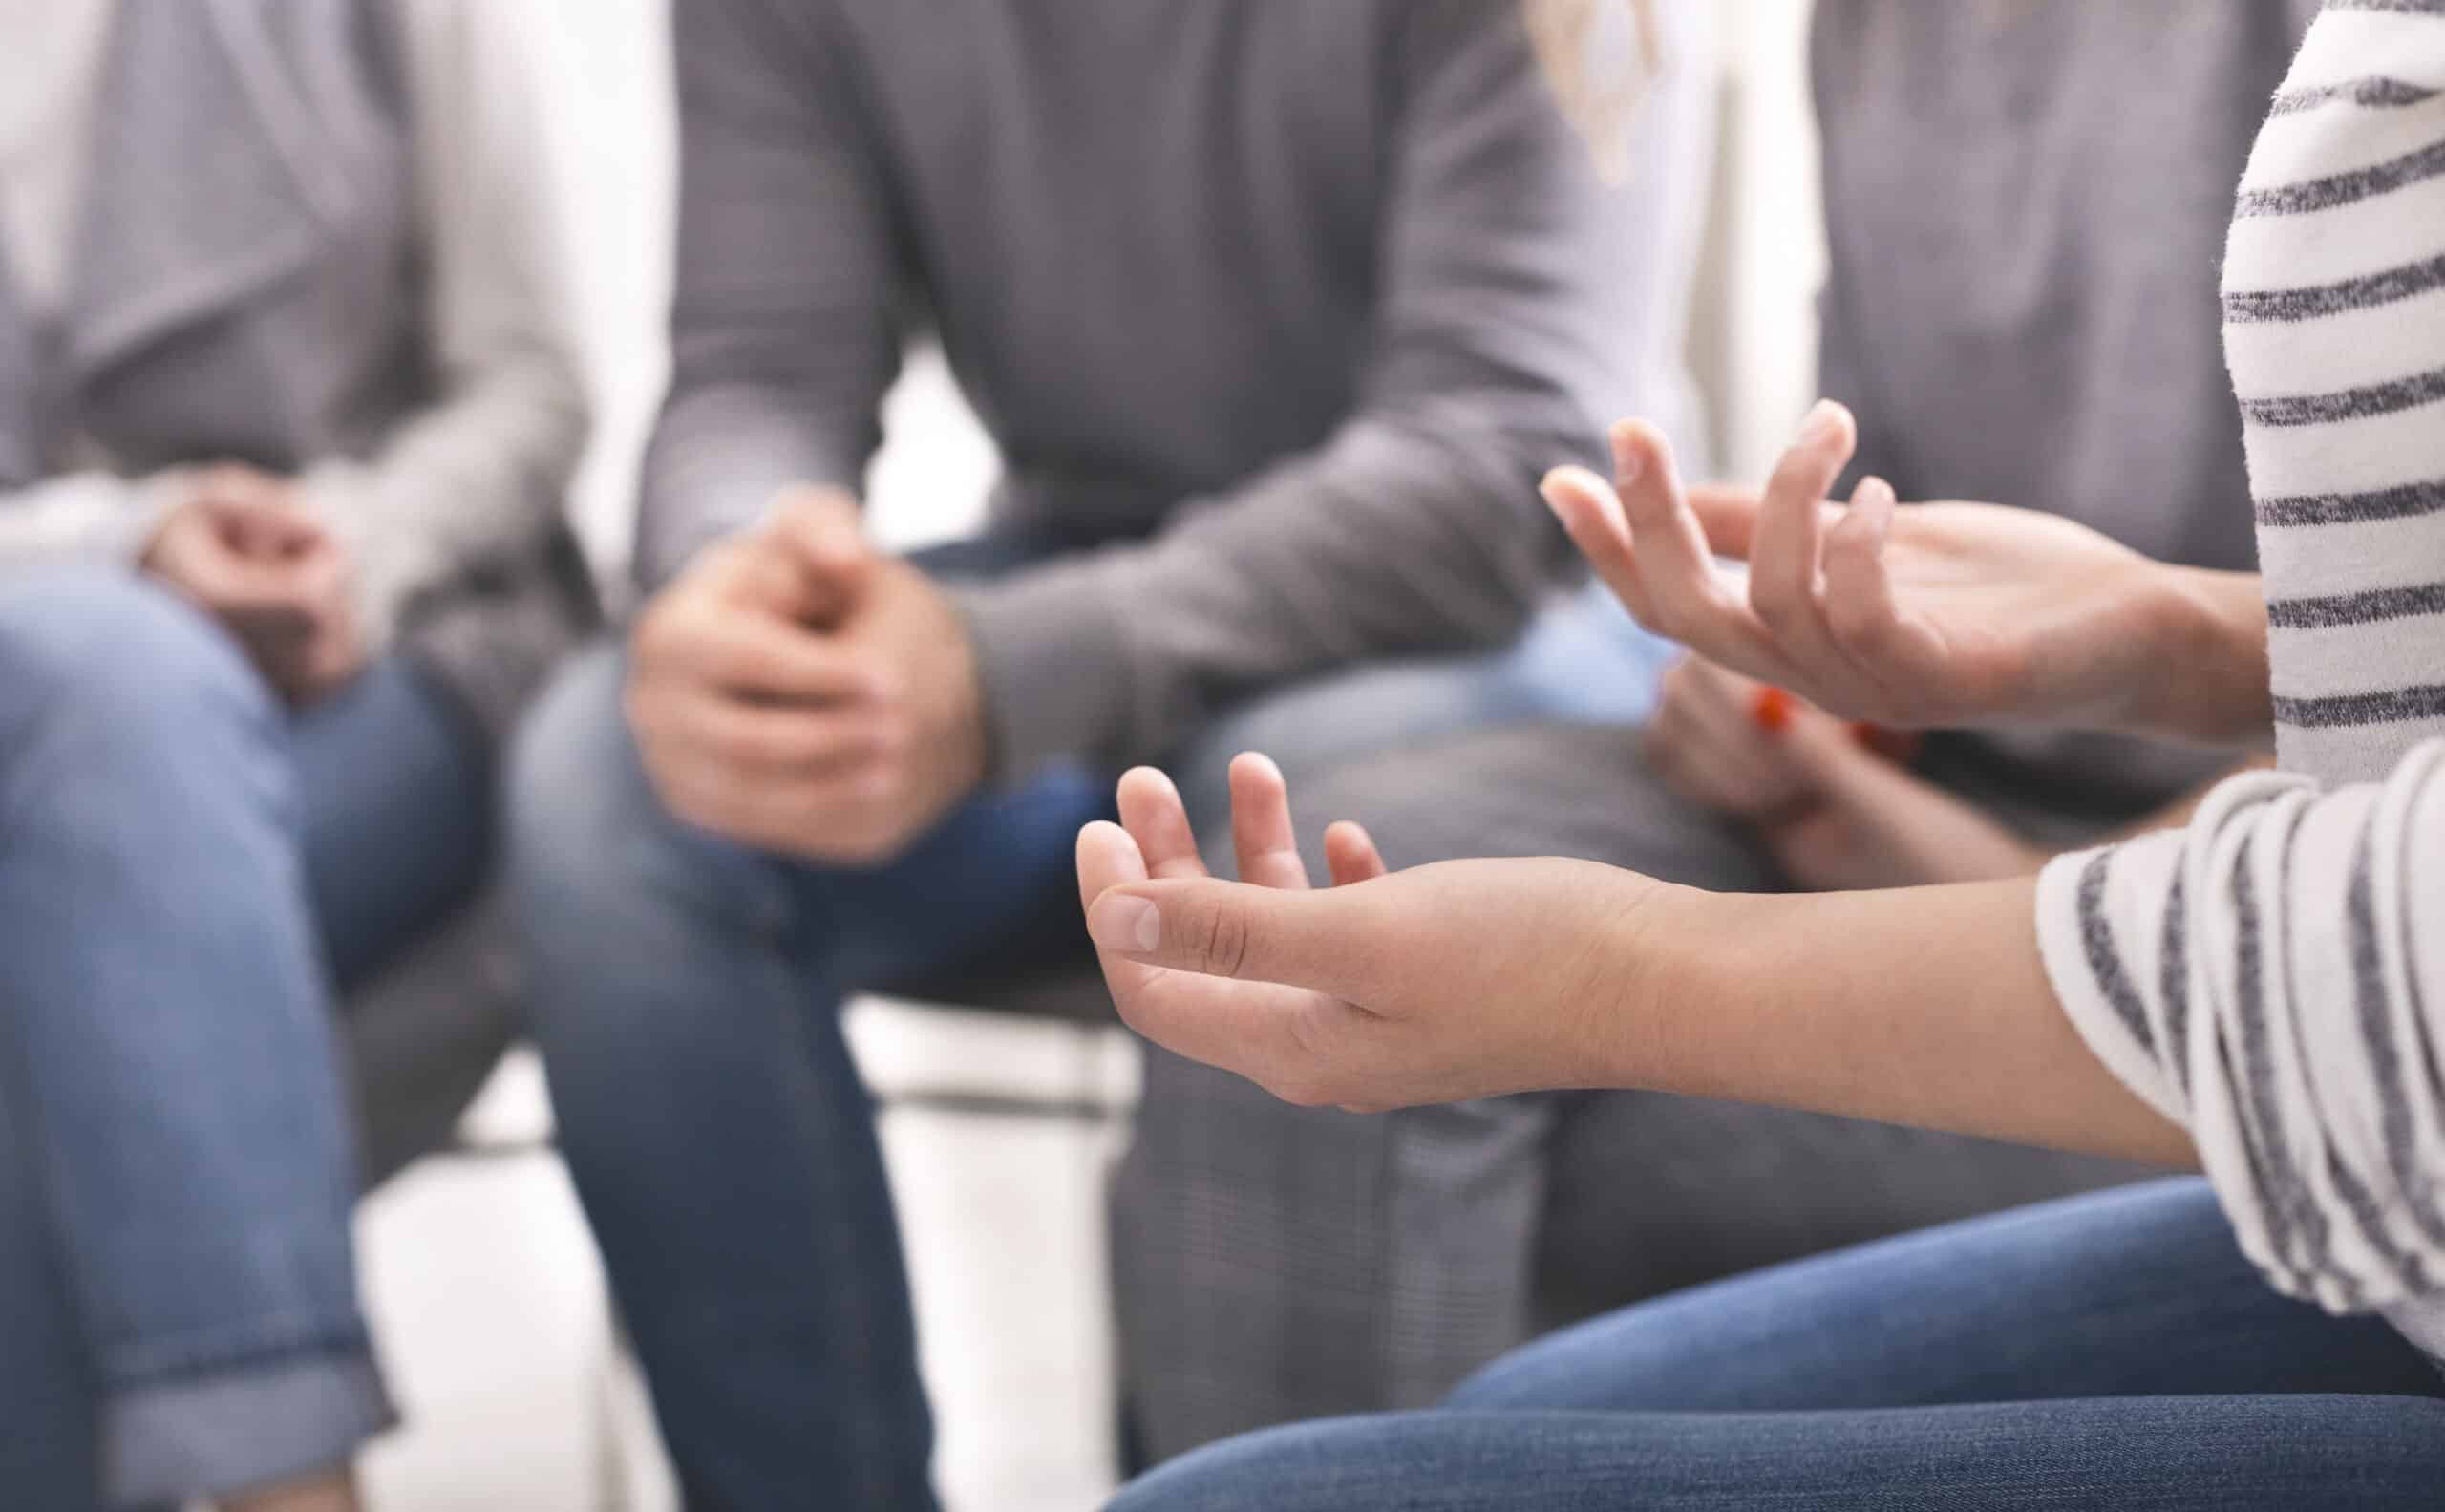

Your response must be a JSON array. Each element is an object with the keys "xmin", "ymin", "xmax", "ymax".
[{"xmin": 1228, "ymin": 753, "xmax": 1313, "ymax": 891}]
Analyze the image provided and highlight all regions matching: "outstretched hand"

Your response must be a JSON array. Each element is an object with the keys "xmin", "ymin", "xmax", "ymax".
[
  {"xmin": 1075, "ymin": 754, "xmax": 1671, "ymax": 1112},
  {"xmin": 1540, "ymin": 403, "xmax": 2255, "ymax": 740}
]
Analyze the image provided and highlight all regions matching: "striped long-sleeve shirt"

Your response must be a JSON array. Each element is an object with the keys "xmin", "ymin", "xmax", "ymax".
[{"xmin": 2034, "ymin": 0, "xmax": 2445, "ymax": 1361}]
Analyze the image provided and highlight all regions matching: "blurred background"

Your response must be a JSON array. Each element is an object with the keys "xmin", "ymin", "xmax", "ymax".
[{"xmin": 346, "ymin": 3, "xmax": 1832, "ymax": 1509}]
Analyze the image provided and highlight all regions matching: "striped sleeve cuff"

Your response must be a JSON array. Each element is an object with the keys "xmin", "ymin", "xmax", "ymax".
[{"xmin": 2036, "ymin": 836, "xmax": 2197, "ymax": 1130}]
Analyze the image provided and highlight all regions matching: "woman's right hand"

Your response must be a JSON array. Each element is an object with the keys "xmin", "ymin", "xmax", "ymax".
[{"xmin": 1540, "ymin": 402, "xmax": 2271, "ymax": 745}]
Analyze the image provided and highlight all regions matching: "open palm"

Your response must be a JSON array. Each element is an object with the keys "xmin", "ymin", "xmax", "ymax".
[
  {"xmin": 1075, "ymin": 757, "xmax": 1385, "ymax": 1102},
  {"xmin": 1543, "ymin": 404, "xmax": 2212, "ymax": 734}
]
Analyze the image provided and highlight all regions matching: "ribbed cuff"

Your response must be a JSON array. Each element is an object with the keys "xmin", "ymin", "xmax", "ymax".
[
  {"xmin": 950, "ymin": 560, "xmax": 1136, "ymax": 785},
  {"xmin": 104, "ymin": 1349, "xmax": 396, "ymax": 1506},
  {"xmin": 2032, "ymin": 843, "xmax": 2191, "ymax": 1129}
]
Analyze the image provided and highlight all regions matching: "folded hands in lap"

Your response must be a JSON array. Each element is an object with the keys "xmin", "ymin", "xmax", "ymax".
[
  {"xmin": 625, "ymin": 488, "xmax": 988, "ymax": 864},
  {"xmin": 143, "ymin": 465, "xmax": 364, "ymax": 704}
]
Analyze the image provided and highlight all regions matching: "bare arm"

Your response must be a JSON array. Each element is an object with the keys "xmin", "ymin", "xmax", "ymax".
[
  {"xmin": 1082, "ymin": 745, "xmax": 2445, "ymax": 1318},
  {"xmin": 1075, "ymin": 758, "xmax": 2195, "ymax": 1168},
  {"xmin": 1649, "ymin": 877, "xmax": 2197, "ymax": 1167}
]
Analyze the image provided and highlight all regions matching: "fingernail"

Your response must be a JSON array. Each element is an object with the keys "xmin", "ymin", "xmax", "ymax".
[
  {"xmin": 1797, "ymin": 400, "xmax": 1845, "ymax": 447},
  {"xmin": 1609, "ymin": 427, "xmax": 1646, "ymax": 485},
  {"xmin": 1090, "ymin": 896, "xmax": 1161, "ymax": 954}
]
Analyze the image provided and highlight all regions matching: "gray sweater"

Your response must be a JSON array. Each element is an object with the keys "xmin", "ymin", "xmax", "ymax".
[
  {"xmin": 643, "ymin": 0, "xmax": 1713, "ymax": 780},
  {"xmin": 0, "ymin": 0, "xmax": 594, "ymax": 742},
  {"xmin": 1813, "ymin": 0, "xmax": 2323, "ymax": 828}
]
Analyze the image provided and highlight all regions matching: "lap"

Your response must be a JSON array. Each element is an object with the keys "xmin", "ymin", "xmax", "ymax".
[
  {"xmin": 1123, "ymin": 1183, "xmax": 2445, "ymax": 1509},
  {"xmin": 1116, "ymin": 1393, "xmax": 2445, "ymax": 1512},
  {"xmin": 1459, "ymin": 1179, "xmax": 2445, "ymax": 1413},
  {"xmin": 1533, "ymin": 1093, "xmax": 2151, "ymax": 1325},
  {"xmin": 0, "ymin": 566, "xmax": 489, "ymax": 989},
  {"xmin": 292, "ymin": 658, "xmax": 494, "ymax": 989}
]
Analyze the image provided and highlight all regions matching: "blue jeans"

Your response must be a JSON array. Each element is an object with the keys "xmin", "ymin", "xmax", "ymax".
[
  {"xmin": 0, "ymin": 567, "xmax": 492, "ymax": 1508},
  {"xmin": 1114, "ymin": 1180, "xmax": 2445, "ymax": 1509},
  {"xmin": 505, "ymin": 533, "xmax": 1671, "ymax": 1512}
]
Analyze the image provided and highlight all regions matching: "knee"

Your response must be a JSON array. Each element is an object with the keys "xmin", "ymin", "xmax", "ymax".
[
  {"xmin": 504, "ymin": 647, "xmax": 782, "ymax": 1006},
  {"xmin": 506, "ymin": 645, "xmax": 648, "ymax": 885},
  {"xmin": 0, "ymin": 567, "xmax": 276, "ymax": 754},
  {"xmin": 1112, "ymin": 1419, "xmax": 1406, "ymax": 1512}
]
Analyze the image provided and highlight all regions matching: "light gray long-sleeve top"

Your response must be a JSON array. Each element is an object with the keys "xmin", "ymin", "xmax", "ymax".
[{"xmin": 642, "ymin": 0, "xmax": 1712, "ymax": 780}]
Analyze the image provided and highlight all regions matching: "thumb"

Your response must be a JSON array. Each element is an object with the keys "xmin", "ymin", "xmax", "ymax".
[
  {"xmin": 762, "ymin": 485, "xmax": 874, "ymax": 619},
  {"xmin": 1086, "ymin": 877, "xmax": 1374, "ymax": 998}
]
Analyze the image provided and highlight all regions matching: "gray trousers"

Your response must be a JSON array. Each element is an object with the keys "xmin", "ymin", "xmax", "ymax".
[{"xmin": 1110, "ymin": 723, "xmax": 2153, "ymax": 1462}]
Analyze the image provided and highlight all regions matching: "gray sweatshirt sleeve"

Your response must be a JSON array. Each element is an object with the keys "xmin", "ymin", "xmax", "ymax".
[
  {"xmin": 632, "ymin": 0, "xmax": 901, "ymax": 588},
  {"xmin": 296, "ymin": 0, "xmax": 589, "ymax": 652},
  {"xmin": 951, "ymin": 3, "xmax": 1663, "ymax": 779},
  {"xmin": 2035, "ymin": 745, "xmax": 2445, "ymax": 1340}
]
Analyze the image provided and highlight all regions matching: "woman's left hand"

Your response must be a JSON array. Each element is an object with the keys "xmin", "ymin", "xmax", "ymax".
[{"xmin": 1075, "ymin": 754, "xmax": 1681, "ymax": 1111}]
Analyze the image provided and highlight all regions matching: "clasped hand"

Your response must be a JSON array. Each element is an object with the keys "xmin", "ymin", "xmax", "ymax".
[
  {"xmin": 626, "ymin": 488, "xmax": 988, "ymax": 864},
  {"xmin": 142, "ymin": 465, "xmax": 363, "ymax": 705}
]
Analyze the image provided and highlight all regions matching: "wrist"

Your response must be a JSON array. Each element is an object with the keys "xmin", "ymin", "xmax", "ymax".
[
  {"xmin": 1586, "ymin": 875, "xmax": 1762, "ymax": 1094},
  {"xmin": 2127, "ymin": 566, "xmax": 2272, "ymax": 746}
]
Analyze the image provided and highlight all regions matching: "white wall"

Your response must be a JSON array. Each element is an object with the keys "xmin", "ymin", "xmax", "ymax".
[{"xmin": 1703, "ymin": 0, "xmax": 1828, "ymax": 480}]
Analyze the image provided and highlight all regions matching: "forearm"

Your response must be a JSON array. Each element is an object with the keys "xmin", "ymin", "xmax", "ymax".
[
  {"xmin": 1614, "ymin": 876, "xmax": 2199, "ymax": 1167},
  {"xmin": 953, "ymin": 411, "xmax": 1577, "ymax": 779},
  {"xmin": 638, "ymin": 0, "xmax": 900, "ymax": 590}
]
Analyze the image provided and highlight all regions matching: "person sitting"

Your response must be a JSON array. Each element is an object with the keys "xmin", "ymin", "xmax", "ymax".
[
  {"xmin": 1081, "ymin": 2, "xmax": 2445, "ymax": 1501},
  {"xmin": 501, "ymin": 1, "xmax": 1713, "ymax": 1505},
  {"xmin": 0, "ymin": 2, "xmax": 588, "ymax": 1506},
  {"xmin": 1108, "ymin": 0, "xmax": 2322, "ymax": 1459}
]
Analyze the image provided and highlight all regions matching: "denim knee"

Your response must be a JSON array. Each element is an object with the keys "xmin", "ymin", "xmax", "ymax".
[
  {"xmin": 0, "ymin": 567, "xmax": 284, "ymax": 798},
  {"xmin": 504, "ymin": 646, "xmax": 793, "ymax": 1019}
]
